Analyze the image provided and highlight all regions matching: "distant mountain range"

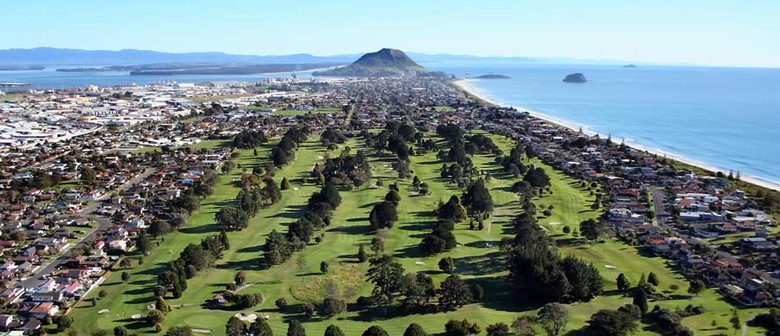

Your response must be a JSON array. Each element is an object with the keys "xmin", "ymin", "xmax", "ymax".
[
  {"xmin": 313, "ymin": 48, "xmax": 431, "ymax": 77},
  {"xmin": 0, "ymin": 47, "xmax": 356, "ymax": 65},
  {"xmin": 0, "ymin": 47, "xmax": 641, "ymax": 66}
]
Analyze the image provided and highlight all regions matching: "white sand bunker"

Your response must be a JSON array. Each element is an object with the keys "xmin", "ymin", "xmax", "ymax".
[
  {"xmin": 293, "ymin": 187, "xmax": 300, "ymax": 191},
  {"xmin": 235, "ymin": 313, "xmax": 258, "ymax": 322},
  {"xmin": 415, "ymin": 261, "xmax": 425, "ymax": 265},
  {"xmin": 98, "ymin": 309, "xmax": 110, "ymax": 314},
  {"xmin": 548, "ymin": 222, "xmax": 562, "ymax": 225},
  {"xmin": 192, "ymin": 329, "xmax": 212, "ymax": 334},
  {"xmin": 604, "ymin": 265, "xmax": 618, "ymax": 269},
  {"xmin": 131, "ymin": 314, "xmax": 142, "ymax": 320}
]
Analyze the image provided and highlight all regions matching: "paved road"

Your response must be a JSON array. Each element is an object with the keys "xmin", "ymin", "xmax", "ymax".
[
  {"xmin": 651, "ymin": 186, "xmax": 669, "ymax": 227},
  {"xmin": 16, "ymin": 168, "xmax": 156, "ymax": 289}
]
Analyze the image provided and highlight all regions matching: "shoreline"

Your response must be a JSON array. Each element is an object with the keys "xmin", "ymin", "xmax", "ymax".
[{"xmin": 452, "ymin": 79, "xmax": 780, "ymax": 192}]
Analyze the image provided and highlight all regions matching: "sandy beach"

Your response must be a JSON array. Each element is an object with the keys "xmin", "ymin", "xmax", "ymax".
[{"xmin": 453, "ymin": 79, "xmax": 780, "ymax": 192}]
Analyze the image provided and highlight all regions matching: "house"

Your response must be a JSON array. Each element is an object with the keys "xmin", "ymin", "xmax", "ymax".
[
  {"xmin": 27, "ymin": 302, "xmax": 59, "ymax": 319},
  {"xmin": 740, "ymin": 238, "xmax": 775, "ymax": 251},
  {"xmin": 0, "ymin": 288, "xmax": 24, "ymax": 303},
  {"xmin": 18, "ymin": 318, "xmax": 40, "ymax": 332},
  {"xmin": 0, "ymin": 314, "xmax": 15, "ymax": 331},
  {"xmin": 30, "ymin": 291, "xmax": 65, "ymax": 303}
]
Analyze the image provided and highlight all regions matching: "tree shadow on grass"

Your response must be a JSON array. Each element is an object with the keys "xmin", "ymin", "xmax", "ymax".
[
  {"xmin": 328, "ymin": 224, "xmax": 372, "ymax": 236},
  {"xmin": 399, "ymin": 223, "xmax": 433, "ymax": 232},
  {"xmin": 266, "ymin": 204, "xmax": 308, "ymax": 219},
  {"xmin": 453, "ymin": 252, "xmax": 505, "ymax": 276},
  {"xmin": 393, "ymin": 245, "xmax": 425, "ymax": 259},
  {"xmin": 179, "ymin": 223, "xmax": 221, "ymax": 235},
  {"xmin": 124, "ymin": 295, "xmax": 155, "ymax": 305},
  {"xmin": 218, "ymin": 257, "xmax": 265, "ymax": 272},
  {"xmin": 463, "ymin": 240, "xmax": 501, "ymax": 249},
  {"xmin": 468, "ymin": 276, "xmax": 537, "ymax": 313},
  {"xmin": 237, "ymin": 245, "xmax": 264, "ymax": 253}
]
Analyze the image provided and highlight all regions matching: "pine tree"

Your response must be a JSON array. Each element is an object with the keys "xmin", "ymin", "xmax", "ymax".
[
  {"xmin": 357, "ymin": 244, "xmax": 368, "ymax": 263},
  {"xmin": 281, "ymin": 177, "xmax": 291, "ymax": 190},
  {"xmin": 324, "ymin": 325, "xmax": 344, "ymax": 336},
  {"xmin": 632, "ymin": 288, "xmax": 648, "ymax": 315},
  {"xmin": 647, "ymin": 272, "xmax": 659, "ymax": 287},
  {"xmin": 616, "ymin": 273, "xmax": 631, "ymax": 292},
  {"xmin": 287, "ymin": 320, "xmax": 306, "ymax": 336},
  {"xmin": 249, "ymin": 318, "xmax": 273, "ymax": 336},
  {"xmin": 403, "ymin": 323, "xmax": 428, "ymax": 336}
]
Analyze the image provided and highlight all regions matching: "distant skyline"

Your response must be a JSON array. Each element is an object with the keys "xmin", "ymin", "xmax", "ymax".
[{"xmin": 3, "ymin": 0, "xmax": 779, "ymax": 68}]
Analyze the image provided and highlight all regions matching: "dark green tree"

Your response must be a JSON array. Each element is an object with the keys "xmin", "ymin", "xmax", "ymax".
[
  {"xmin": 616, "ymin": 273, "xmax": 631, "ymax": 292},
  {"xmin": 486, "ymin": 323, "xmax": 511, "ymax": 336},
  {"xmin": 632, "ymin": 288, "xmax": 648, "ymax": 315},
  {"xmin": 366, "ymin": 255, "xmax": 406, "ymax": 305},
  {"xmin": 249, "ymin": 318, "xmax": 273, "ymax": 336},
  {"xmin": 438, "ymin": 275, "xmax": 473, "ymax": 310},
  {"xmin": 403, "ymin": 323, "xmax": 427, "ymax": 336},
  {"xmin": 538, "ymin": 303, "xmax": 568, "ymax": 336},
  {"xmin": 362, "ymin": 326, "xmax": 389, "ymax": 336},
  {"xmin": 438, "ymin": 257, "xmax": 455, "ymax": 273},
  {"xmin": 324, "ymin": 325, "xmax": 344, "ymax": 336},
  {"xmin": 287, "ymin": 320, "xmax": 306, "ymax": 336},
  {"xmin": 226, "ymin": 316, "xmax": 246, "ymax": 336}
]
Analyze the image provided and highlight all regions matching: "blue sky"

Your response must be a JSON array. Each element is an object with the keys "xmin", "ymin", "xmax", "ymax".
[{"xmin": 2, "ymin": 0, "xmax": 779, "ymax": 67}]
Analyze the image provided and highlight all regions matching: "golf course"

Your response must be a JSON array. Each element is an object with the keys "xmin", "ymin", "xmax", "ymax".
[{"xmin": 63, "ymin": 132, "xmax": 764, "ymax": 335}]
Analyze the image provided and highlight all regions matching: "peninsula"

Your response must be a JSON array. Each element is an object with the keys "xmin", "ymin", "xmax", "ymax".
[{"xmin": 474, "ymin": 74, "xmax": 510, "ymax": 79}]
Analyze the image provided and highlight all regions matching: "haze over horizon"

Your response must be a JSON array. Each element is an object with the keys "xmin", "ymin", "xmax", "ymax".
[{"xmin": 2, "ymin": 0, "xmax": 779, "ymax": 68}]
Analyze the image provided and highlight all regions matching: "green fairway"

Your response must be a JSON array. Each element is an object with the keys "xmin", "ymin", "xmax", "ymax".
[
  {"xmin": 274, "ymin": 109, "xmax": 340, "ymax": 116},
  {"xmin": 62, "ymin": 133, "xmax": 760, "ymax": 335}
]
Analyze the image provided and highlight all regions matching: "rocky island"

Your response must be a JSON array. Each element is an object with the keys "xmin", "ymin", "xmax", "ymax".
[
  {"xmin": 623, "ymin": 64, "xmax": 637, "ymax": 68},
  {"xmin": 475, "ymin": 74, "xmax": 510, "ymax": 79},
  {"xmin": 563, "ymin": 72, "xmax": 587, "ymax": 83}
]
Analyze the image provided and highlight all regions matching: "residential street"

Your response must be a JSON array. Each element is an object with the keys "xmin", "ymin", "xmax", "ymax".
[{"xmin": 16, "ymin": 168, "xmax": 156, "ymax": 289}]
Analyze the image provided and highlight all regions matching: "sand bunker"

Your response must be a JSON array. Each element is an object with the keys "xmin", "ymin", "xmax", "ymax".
[
  {"xmin": 235, "ymin": 313, "xmax": 258, "ymax": 322},
  {"xmin": 192, "ymin": 329, "xmax": 212, "ymax": 334},
  {"xmin": 131, "ymin": 314, "xmax": 142, "ymax": 320},
  {"xmin": 98, "ymin": 309, "xmax": 110, "ymax": 314},
  {"xmin": 604, "ymin": 264, "xmax": 618, "ymax": 269}
]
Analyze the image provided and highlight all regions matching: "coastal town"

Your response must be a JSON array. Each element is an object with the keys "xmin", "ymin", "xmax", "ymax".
[{"xmin": 0, "ymin": 70, "xmax": 777, "ymax": 335}]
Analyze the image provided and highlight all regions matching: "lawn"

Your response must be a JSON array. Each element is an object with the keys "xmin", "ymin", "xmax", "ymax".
[
  {"xmin": 131, "ymin": 139, "xmax": 228, "ymax": 154},
  {"xmin": 62, "ymin": 133, "xmax": 764, "ymax": 335},
  {"xmin": 274, "ymin": 109, "xmax": 341, "ymax": 116},
  {"xmin": 190, "ymin": 94, "xmax": 252, "ymax": 103}
]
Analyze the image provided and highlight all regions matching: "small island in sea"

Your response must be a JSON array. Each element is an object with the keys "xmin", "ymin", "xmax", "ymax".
[
  {"xmin": 563, "ymin": 72, "xmax": 587, "ymax": 83},
  {"xmin": 474, "ymin": 74, "xmax": 510, "ymax": 79},
  {"xmin": 623, "ymin": 64, "xmax": 637, "ymax": 68}
]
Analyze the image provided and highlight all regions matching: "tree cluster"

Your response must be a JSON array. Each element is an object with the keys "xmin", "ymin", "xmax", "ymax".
[
  {"xmin": 233, "ymin": 130, "xmax": 268, "ymax": 149},
  {"xmin": 157, "ymin": 232, "xmax": 229, "ymax": 299},
  {"xmin": 272, "ymin": 126, "xmax": 309, "ymax": 167},
  {"xmin": 318, "ymin": 152, "xmax": 372, "ymax": 187},
  {"xmin": 508, "ymin": 208, "xmax": 603, "ymax": 304},
  {"xmin": 369, "ymin": 190, "xmax": 400, "ymax": 230},
  {"xmin": 320, "ymin": 127, "xmax": 347, "ymax": 147},
  {"xmin": 264, "ymin": 182, "xmax": 341, "ymax": 265}
]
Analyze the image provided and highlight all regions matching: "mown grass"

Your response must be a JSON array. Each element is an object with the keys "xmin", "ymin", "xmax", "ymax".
[
  {"xmin": 274, "ymin": 109, "xmax": 341, "ymax": 116},
  {"xmin": 62, "ymin": 133, "xmax": 764, "ymax": 335}
]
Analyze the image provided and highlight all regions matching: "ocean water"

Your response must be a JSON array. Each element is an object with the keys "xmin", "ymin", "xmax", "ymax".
[
  {"xmin": 428, "ymin": 63, "xmax": 780, "ymax": 187},
  {"xmin": 2, "ymin": 63, "xmax": 779, "ymax": 187}
]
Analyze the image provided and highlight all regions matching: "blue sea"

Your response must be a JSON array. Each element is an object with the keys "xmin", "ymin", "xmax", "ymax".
[
  {"xmin": 428, "ymin": 63, "xmax": 780, "ymax": 188},
  {"xmin": 2, "ymin": 63, "xmax": 779, "ymax": 188}
]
